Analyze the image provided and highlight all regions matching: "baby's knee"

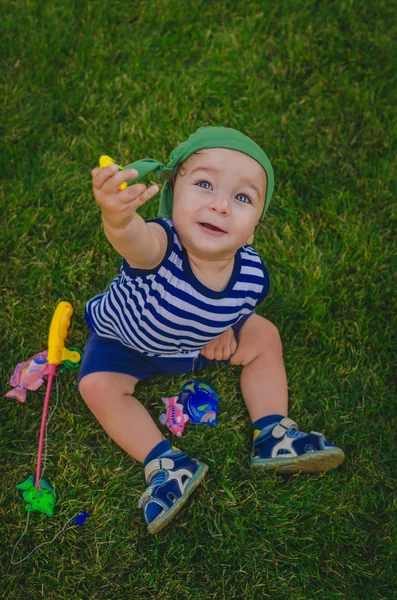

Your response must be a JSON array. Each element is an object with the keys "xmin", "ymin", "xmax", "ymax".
[
  {"xmin": 79, "ymin": 373, "xmax": 106, "ymax": 411},
  {"xmin": 79, "ymin": 373, "xmax": 99, "ymax": 401},
  {"xmin": 232, "ymin": 315, "xmax": 283, "ymax": 366},
  {"xmin": 255, "ymin": 318, "xmax": 283, "ymax": 357},
  {"xmin": 79, "ymin": 373, "xmax": 119, "ymax": 422},
  {"xmin": 79, "ymin": 372, "xmax": 137, "ymax": 408}
]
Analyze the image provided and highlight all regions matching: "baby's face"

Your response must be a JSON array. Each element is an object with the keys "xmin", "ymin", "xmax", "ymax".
[{"xmin": 171, "ymin": 148, "xmax": 267, "ymax": 260}]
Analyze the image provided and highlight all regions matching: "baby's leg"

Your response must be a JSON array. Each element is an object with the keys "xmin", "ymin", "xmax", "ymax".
[
  {"xmin": 230, "ymin": 314, "xmax": 288, "ymax": 420},
  {"xmin": 79, "ymin": 372, "xmax": 164, "ymax": 463},
  {"xmin": 79, "ymin": 370, "xmax": 208, "ymax": 533},
  {"xmin": 231, "ymin": 314, "xmax": 344, "ymax": 472}
]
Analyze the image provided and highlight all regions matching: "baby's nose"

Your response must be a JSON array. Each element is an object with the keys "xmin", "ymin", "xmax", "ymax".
[{"xmin": 210, "ymin": 193, "xmax": 230, "ymax": 213}]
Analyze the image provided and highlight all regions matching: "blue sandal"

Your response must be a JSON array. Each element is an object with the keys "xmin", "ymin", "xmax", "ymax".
[
  {"xmin": 138, "ymin": 450, "xmax": 208, "ymax": 534},
  {"xmin": 251, "ymin": 417, "xmax": 345, "ymax": 473}
]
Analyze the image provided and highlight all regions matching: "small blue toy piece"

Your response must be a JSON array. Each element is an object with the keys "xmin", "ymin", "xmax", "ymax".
[
  {"xmin": 75, "ymin": 511, "xmax": 90, "ymax": 526},
  {"xmin": 178, "ymin": 380, "xmax": 219, "ymax": 426}
]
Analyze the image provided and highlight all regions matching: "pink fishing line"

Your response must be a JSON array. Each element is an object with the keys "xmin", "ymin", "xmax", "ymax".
[{"xmin": 35, "ymin": 364, "xmax": 57, "ymax": 490}]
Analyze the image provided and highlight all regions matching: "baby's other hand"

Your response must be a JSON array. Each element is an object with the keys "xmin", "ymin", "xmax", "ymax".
[{"xmin": 200, "ymin": 327, "xmax": 237, "ymax": 361}]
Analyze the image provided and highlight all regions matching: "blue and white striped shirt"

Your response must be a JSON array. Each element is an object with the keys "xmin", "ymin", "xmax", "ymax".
[{"xmin": 85, "ymin": 218, "xmax": 270, "ymax": 357}]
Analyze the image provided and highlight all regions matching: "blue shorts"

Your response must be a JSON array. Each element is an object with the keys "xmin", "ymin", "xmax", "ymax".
[
  {"xmin": 78, "ymin": 332, "xmax": 227, "ymax": 383},
  {"xmin": 78, "ymin": 315, "xmax": 252, "ymax": 383}
]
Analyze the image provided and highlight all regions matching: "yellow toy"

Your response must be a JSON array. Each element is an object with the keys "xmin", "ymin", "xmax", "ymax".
[{"xmin": 99, "ymin": 155, "xmax": 127, "ymax": 190}]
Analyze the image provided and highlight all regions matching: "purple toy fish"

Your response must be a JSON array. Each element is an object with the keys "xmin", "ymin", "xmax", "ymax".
[{"xmin": 6, "ymin": 351, "xmax": 48, "ymax": 403}]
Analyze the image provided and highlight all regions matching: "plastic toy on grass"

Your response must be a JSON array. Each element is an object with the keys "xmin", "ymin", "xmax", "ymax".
[
  {"xmin": 6, "ymin": 346, "xmax": 82, "ymax": 404},
  {"xmin": 99, "ymin": 155, "xmax": 127, "ymax": 190},
  {"xmin": 159, "ymin": 381, "xmax": 220, "ymax": 437},
  {"xmin": 6, "ymin": 351, "xmax": 49, "ymax": 403},
  {"xmin": 16, "ymin": 476, "xmax": 56, "ymax": 517},
  {"xmin": 179, "ymin": 380, "xmax": 219, "ymax": 426},
  {"xmin": 159, "ymin": 396, "xmax": 190, "ymax": 437},
  {"xmin": 75, "ymin": 511, "xmax": 90, "ymax": 526},
  {"xmin": 15, "ymin": 302, "xmax": 81, "ymax": 516},
  {"xmin": 10, "ymin": 303, "xmax": 89, "ymax": 564}
]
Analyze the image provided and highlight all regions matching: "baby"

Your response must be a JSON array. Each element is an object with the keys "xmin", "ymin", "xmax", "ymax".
[{"xmin": 79, "ymin": 126, "xmax": 344, "ymax": 534}]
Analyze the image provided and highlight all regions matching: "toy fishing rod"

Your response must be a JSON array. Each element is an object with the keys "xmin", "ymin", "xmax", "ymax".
[
  {"xmin": 35, "ymin": 301, "xmax": 76, "ymax": 490},
  {"xmin": 16, "ymin": 301, "xmax": 81, "ymax": 516},
  {"xmin": 12, "ymin": 302, "xmax": 88, "ymax": 565}
]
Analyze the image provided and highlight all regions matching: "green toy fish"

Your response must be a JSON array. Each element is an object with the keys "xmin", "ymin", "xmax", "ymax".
[{"xmin": 17, "ymin": 476, "xmax": 56, "ymax": 516}]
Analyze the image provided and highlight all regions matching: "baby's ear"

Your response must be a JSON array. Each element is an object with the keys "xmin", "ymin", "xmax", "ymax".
[{"xmin": 246, "ymin": 232, "xmax": 254, "ymax": 245}]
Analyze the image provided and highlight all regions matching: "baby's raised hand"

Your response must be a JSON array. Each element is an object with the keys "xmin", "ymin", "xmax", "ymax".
[
  {"xmin": 92, "ymin": 165, "xmax": 159, "ymax": 230},
  {"xmin": 200, "ymin": 327, "xmax": 237, "ymax": 361}
]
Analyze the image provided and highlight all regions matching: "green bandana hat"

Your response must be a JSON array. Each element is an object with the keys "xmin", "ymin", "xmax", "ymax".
[{"xmin": 124, "ymin": 126, "xmax": 274, "ymax": 220}]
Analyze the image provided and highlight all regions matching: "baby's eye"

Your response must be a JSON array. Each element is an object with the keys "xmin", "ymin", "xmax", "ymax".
[
  {"xmin": 236, "ymin": 193, "xmax": 251, "ymax": 204},
  {"xmin": 196, "ymin": 180, "xmax": 212, "ymax": 190}
]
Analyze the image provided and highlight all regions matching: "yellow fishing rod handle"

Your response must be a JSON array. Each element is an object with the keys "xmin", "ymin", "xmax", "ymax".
[
  {"xmin": 48, "ymin": 301, "xmax": 73, "ymax": 365},
  {"xmin": 99, "ymin": 155, "xmax": 127, "ymax": 190}
]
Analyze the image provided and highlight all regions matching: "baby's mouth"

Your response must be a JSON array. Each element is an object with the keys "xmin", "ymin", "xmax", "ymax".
[{"xmin": 199, "ymin": 222, "xmax": 226, "ymax": 233}]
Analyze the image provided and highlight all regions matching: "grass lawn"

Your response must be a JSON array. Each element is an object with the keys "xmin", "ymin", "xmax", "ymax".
[{"xmin": 1, "ymin": 1, "xmax": 395, "ymax": 598}]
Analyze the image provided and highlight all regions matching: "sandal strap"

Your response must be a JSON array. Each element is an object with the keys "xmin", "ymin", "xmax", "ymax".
[
  {"xmin": 138, "ymin": 486, "xmax": 154, "ymax": 509},
  {"xmin": 144, "ymin": 457, "xmax": 175, "ymax": 485},
  {"xmin": 272, "ymin": 417, "xmax": 298, "ymax": 439}
]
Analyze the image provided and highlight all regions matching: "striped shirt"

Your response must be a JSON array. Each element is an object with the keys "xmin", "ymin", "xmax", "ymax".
[{"xmin": 85, "ymin": 218, "xmax": 270, "ymax": 358}]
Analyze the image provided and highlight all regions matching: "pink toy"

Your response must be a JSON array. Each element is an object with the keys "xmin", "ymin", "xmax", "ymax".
[
  {"xmin": 159, "ymin": 396, "xmax": 190, "ymax": 437},
  {"xmin": 6, "ymin": 351, "xmax": 48, "ymax": 403}
]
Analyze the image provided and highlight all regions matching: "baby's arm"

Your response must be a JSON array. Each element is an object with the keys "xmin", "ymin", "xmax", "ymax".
[{"xmin": 92, "ymin": 164, "xmax": 167, "ymax": 269}]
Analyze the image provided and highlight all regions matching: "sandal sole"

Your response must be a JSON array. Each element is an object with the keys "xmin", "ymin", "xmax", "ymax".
[
  {"xmin": 251, "ymin": 448, "xmax": 345, "ymax": 473},
  {"xmin": 148, "ymin": 462, "xmax": 208, "ymax": 534}
]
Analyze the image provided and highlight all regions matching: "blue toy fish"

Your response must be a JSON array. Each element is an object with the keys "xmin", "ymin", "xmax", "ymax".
[{"xmin": 178, "ymin": 381, "xmax": 219, "ymax": 426}]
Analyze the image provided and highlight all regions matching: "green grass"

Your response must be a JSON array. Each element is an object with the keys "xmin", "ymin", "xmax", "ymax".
[{"xmin": 1, "ymin": 0, "xmax": 396, "ymax": 598}]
